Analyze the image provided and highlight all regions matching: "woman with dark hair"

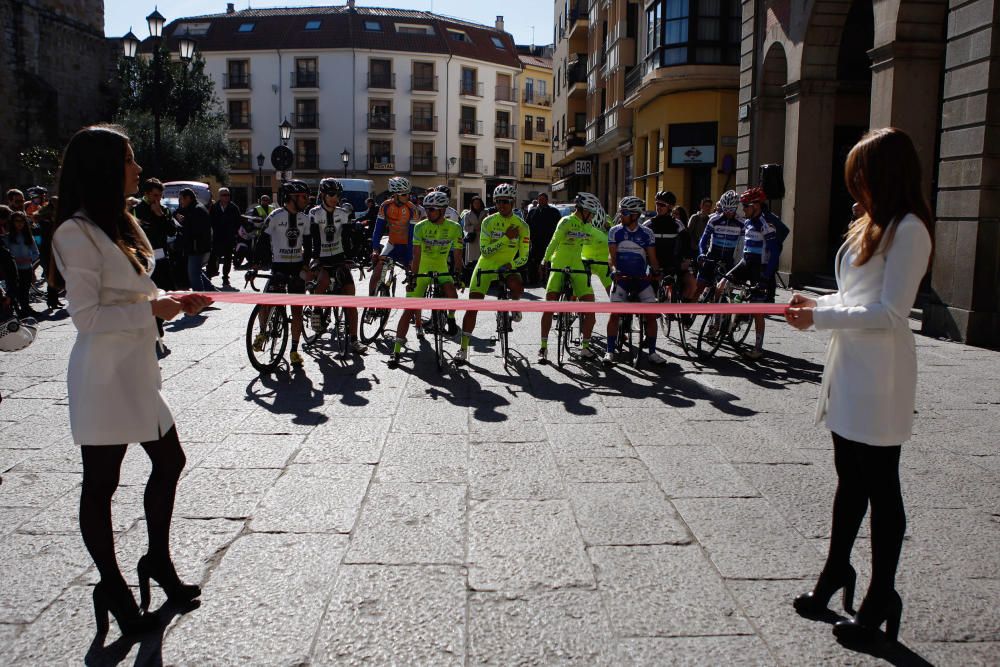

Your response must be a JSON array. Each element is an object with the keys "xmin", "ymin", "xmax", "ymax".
[
  {"xmin": 50, "ymin": 124, "xmax": 211, "ymax": 636},
  {"xmin": 785, "ymin": 127, "xmax": 934, "ymax": 644}
]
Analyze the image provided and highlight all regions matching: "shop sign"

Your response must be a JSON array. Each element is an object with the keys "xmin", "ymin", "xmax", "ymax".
[
  {"xmin": 670, "ymin": 145, "xmax": 716, "ymax": 166},
  {"xmin": 574, "ymin": 159, "xmax": 592, "ymax": 175}
]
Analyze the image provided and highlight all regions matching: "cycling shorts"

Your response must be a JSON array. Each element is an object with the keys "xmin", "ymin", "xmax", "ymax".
[
  {"xmin": 697, "ymin": 256, "xmax": 733, "ymax": 284},
  {"xmin": 726, "ymin": 260, "xmax": 774, "ymax": 303},
  {"xmin": 585, "ymin": 260, "xmax": 612, "ymax": 289},
  {"xmin": 612, "ymin": 280, "xmax": 656, "ymax": 303},
  {"xmin": 546, "ymin": 264, "xmax": 594, "ymax": 297},
  {"xmin": 317, "ymin": 253, "xmax": 354, "ymax": 285},
  {"xmin": 468, "ymin": 261, "xmax": 522, "ymax": 296},
  {"xmin": 268, "ymin": 262, "xmax": 306, "ymax": 294},
  {"xmin": 379, "ymin": 242, "xmax": 412, "ymax": 266},
  {"xmin": 406, "ymin": 272, "xmax": 454, "ymax": 298}
]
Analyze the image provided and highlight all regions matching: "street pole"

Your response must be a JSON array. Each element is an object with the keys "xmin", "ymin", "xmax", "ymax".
[{"xmin": 152, "ymin": 44, "xmax": 162, "ymax": 176}]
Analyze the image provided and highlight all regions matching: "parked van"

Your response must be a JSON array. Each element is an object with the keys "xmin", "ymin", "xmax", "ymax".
[
  {"xmin": 336, "ymin": 178, "xmax": 376, "ymax": 214},
  {"xmin": 162, "ymin": 181, "xmax": 212, "ymax": 210}
]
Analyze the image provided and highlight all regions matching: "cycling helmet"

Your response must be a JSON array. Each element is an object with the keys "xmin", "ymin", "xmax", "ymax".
[
  {"xmin": 434, "ymin": 184, "xmax": 451, "ymax": 198},
  {"xmin": 388, "ymin": 176, "xmax": 411, "ymax": 195},
  {"xmin": 493, "ymin": 183, "xmax": 517, "ymax": 201},
  {"xmin": 574, "ymin": 191, "xmax": 602, "ymax": 214},
  {"xmin": 0, "ymin": 318, "xmax": 37, "ymax": 352},
  {"xmin": 740, "ymin": 186, "xmax": 767, "ymax": 205},
  {"xmin": 718, "ymin": 190, "xmax": 740, "ymax": 213},
  {"xmin": 590, "ymin": 206, "xmax": 608, "ymax": 230},
  {"xmin": 422, "ymin": 191, "xmax": 450, "ymax": 210},
  {"xmin": 341, "ymin": 201, "xmax": 355, "ymax": 216},
  {"xmin": 319, "ymin": 178, "xmax": 343, "ymax": 197},
  {"xmin": 655, "ymin": 190, "xmax": 677, "ymax": 205},
  {"xmin": 26, "ymin": 186, "xmax": 47, "ymax": 198},
  {"xmin": 280, "ymin": 179, "xmax": 310, "ymax": 197},
  {"xmin": 618, "ymin": 196, "xmax": 645, "ymax": 215}
]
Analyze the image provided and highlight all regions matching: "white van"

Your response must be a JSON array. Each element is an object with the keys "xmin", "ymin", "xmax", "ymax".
[
  {"xmin": 162, "ymin": 181, "xmax": 212, "ymax": 210},
  {"xmin": 336, "ymin": 179, "xmax": 376, "ymax": 215}
]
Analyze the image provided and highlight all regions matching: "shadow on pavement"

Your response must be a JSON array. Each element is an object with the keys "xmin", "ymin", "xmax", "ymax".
[
  {"xmin": 85, "ymin": 599, "xmax": 199, "ymax": 667},
  {"xmin": 244, "ymin": 367, "xmax": 328, "ymax": 426}
]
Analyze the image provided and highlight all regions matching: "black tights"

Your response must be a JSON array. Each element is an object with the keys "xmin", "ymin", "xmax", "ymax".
[
  {"xmin": 824, "ymin": 433, "xmax": 905, "ymax": 600},
  {"xmin": 79, "ymin": 427, "xmax": 186, "ymax": 586}
]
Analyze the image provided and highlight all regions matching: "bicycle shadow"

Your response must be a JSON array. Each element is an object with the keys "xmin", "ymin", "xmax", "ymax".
[
  {"xmin": 164, "ymin": 314, "xmax": 209, "ymax": 332},
  {"xmin": 696, "ymin": 346, "xmax": 824, "ymax": 391},
  {"xmin": 242, "ymin": 367, "xmax": 328, "ymax": 426}
]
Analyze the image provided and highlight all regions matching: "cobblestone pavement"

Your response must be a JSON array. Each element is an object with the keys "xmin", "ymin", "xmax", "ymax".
[{"xmin": 1, "ymin": 273, "xmax": 998, "ymax": 666}]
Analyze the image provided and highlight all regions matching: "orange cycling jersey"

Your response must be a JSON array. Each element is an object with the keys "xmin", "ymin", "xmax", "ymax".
[{"xmin": 378, "ymin": 200, "xmax": 419, "ymax": 245}]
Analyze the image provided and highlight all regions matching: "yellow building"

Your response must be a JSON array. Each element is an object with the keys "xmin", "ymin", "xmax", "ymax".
[{"xmin": 516, "ymin": 50, "xmax": 554, "ymax": 201}]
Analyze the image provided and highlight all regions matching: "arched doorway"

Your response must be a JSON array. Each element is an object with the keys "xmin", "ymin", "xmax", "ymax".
[{"xmin": 757, "ymin": 42, "xmax": 788, "ymax": 218}]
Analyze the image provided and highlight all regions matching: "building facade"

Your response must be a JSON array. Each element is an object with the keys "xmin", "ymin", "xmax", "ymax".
[
  {"xmin": 516, "ymin": 48, "xmax": 555, "ymax": 204},
  {"xmin": 737, "ymin": 0, "xmax": 999, "ymax": 345},
  {"xmin": 551, "ymin": 0, "xmax": 592, "ymax": 203},
  {"xmin": 161, "ymin": 5, "xmax": 523, "ymax": 211}
]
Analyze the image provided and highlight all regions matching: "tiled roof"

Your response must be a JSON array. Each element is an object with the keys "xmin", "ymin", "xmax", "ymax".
[
  {"xmin": 146, "ymin": 5, "xmax": 521, "ymax": 68},
  {"xmin": 519, "ymin": 54, "xmax": 553, "ymax": 69}
]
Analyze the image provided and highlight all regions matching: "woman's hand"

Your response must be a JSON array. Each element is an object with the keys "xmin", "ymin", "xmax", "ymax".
[
  {"xmin": 177, "ymin": 293, "xmax": 213, "ymax": 316},
  {"xmin": 785, "ymin": 293, "xmax": 817, "ymax": 330},
  {"xmin": 151, "ymin": 296, "xmax": 184, "ymax": 321},
  {"xmin": 788, "ymin": 292, "xmax": 816, "ymax": 309}
]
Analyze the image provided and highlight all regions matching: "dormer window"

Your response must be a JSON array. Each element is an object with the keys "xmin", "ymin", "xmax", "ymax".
[
  {"xmin": 237, "ymin": 23, "xmax": 255, "ymax": 33},
  {"xmin": 491, "ymin": 36, "xmax": 505, "ymax": 49},
  {"xmin": 304, "ymin": 20, "xmax": 321, "ymax": 30},
  {"xmin": 448, "ymin": 30, "xmax": 468, "ymax": 42},
  {"xmin": 364, "ymin": 20, "xmax": 382, "ymax": 32}
]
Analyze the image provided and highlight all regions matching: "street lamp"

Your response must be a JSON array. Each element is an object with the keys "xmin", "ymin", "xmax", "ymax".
[
  {"xmin": 256, "ymin": 152, "xmax": 265, "ymax": 188},
  {"xmin": 279, "ymin": 119, "xmax": 293, "ymax": 145},
  {"xmin": 146, "ymin": 7, "xmax": 165, "ymax": 38},
  {"xmin": 178, "ymin": 30, "xmax": 196, "ymax": 62},
  {"xmin": 340, "ymin": 148, "xmax": 350, "ymax": 178}
]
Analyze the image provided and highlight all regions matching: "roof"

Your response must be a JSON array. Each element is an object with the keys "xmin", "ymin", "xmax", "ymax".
[
  {"xmin": 518, "ymin": 54, "xmax": 553, "ymax": 70},
  {"xmin": 145, "ymin": 5, "xmax": 521, "ymax": 69}
]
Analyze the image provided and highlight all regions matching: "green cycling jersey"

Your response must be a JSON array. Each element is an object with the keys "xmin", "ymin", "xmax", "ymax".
[
  {"xmin": 581, "ymin": 224, "xmax": 609, "ymax": 262},
  {"xmin": 478, "ymin": 212, "xmax": 530, "ymax": 268},
  {"xmin": 544, "ymin": 213, "xmax": 605, "ymax": 268},
  {"xmin": 412, "ymin": 218, "xmax": 463, "ymax": 271}
]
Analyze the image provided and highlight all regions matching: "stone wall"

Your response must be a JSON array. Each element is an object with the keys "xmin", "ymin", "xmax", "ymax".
[{"xmin": 0, "ymin": 0, "xmax": 113, "ymax": 190}]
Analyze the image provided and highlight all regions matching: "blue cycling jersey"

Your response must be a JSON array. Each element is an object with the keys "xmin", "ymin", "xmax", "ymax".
[
  {"xmin": 608, "ymin": 223, "xmax": 655, "ymax": 277},
  {"xmin": 699, "ymin": 212, "xmax": 743, "ymax": 261},
  {"xmin": 742, "ymin": 215, "xmax": 781, "ymax": 278}
]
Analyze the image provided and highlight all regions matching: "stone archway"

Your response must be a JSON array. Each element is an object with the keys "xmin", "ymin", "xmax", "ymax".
[{"xmin": 757, "ymin": 42, "xmax": 788, "ymax": 221}]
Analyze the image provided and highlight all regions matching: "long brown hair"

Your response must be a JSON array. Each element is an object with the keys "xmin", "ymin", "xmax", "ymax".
[
  {"xmin": 844, "ymin": 127, "xmax": 934, "ymax": 267},
  {"xmin": 49, "ymin": 124, "xmax": 153, "ymax": 288}
]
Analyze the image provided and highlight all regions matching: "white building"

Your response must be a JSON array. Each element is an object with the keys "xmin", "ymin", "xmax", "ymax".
[{"xmin": 158, "ymin": 4, "xmax": 525, "ymax": 210}]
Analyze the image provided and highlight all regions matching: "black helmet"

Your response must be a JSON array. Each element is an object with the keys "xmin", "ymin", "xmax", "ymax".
[
  {"xmin": 655, "ymin": 191, "xmax": 677, "ymax": 205},
  {"xmin": 280, "ymin": 179, "xmax": 310, "ymax": 197},
  {"xmin": 319, "ymin": 178, "xmax": 343, "ymax": 197},
  {"xmin": 435, "ymin": 184, "xmax": 451, "ymax": 198}
]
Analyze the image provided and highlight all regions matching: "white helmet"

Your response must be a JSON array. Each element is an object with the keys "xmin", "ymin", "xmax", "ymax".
[
  {"xmin": 618, "ymin": 196, "xmax": 645, "ymax": 215},
  {"xmin": 590, "ymin": 206, "xmax": 608, "ymax": 230},
  {"xmin": 388, "ymin": 177, "xmax": 411, "ymax": 195},
  {"xmin": 719, "ymin": 189, "xmax": 740, "ymax": 213},
  {"xmin": 422, "ymin": 191, "xmax": 450, "ymax": 209},
  {"xmin": 574, "ymin": 191, "xmax": 602, "ymax": 215},
  {"xmin": 0, "ymin": 318, "xmax": 37, "ymax": 352},
  {"xmin": 493, "ymin": 183, "xmax": 517, "ymax": 201}
]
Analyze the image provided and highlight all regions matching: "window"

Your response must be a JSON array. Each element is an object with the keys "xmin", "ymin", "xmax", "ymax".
[
  {"xmin": 227, "ymin": 99, "xmax": 250, "ymax": 129},
  {"xmin": 296, "ymin": 139, "xmax": 318, "ymax": 169},
  {"xmin": 412, "ymin": 142, "xmax": 434, "ymax": 171},
  {"xmin": 294, "ymin": 58, "xmax": 318, "ymax": 87},
  {"xmin": 644, "ymin": 0, "xmax": 740, "ymax": 67},
  {"xmin": 491, "ymin": 36, "xmax": 504, "ymax": 49},
  {"xmin": 412, "ymin": 62, "xmax": 435, "ymax": 91},
  {"xmin": 364, "ymin": 21, "xmax": 382, "ymax": 31},
  {"xmin": 226, "ymin": 59, "xmax": 250, "ymax": 88},
  {"xmin": 460, "ymin": 67, "xmax": 479, "ymax": 96},
  {"xmin": 369, "ymin": 58, "xmax": 393, "ymax": 89},
  {"xmin": 535, "ymin": 153, "xmax": 545, "ymax": 168},
  {"xmin": 535, "ymin": 116, "xmax": 545, "ymax": 133},
  {"xmin": 304, "ymin": 20, "xmax": 321, "ymax": 30},
  {"xmin": 412, "ymin": 101, "xmax": 434, "ymax": 131},
  {"xmin": 460, "ymin": 144, "xmax": 478, "ymax": 173},
  {"xmin": 396, "ymin": 23, "xmax": 433, "ymax": 35},
  {"xmin": 368, "ymin": 99, "xmax": 393, "ymax": 129},
  {"xmin": 369, "ymin": 140, "xmax": 392, "ymax": 169},
  {"xmin": 460, "ymin": 105, "xmax": 478, "ymax": 134},
  {"xmin": 234, "ymin": 138, "xmax": 251, "ymax": 168},
  {"xmin": 295, "ymin": 99, "xmax": 318, "ymax": 128},
  {"xmin": 237, "ymin": 23, "xmax": 255, "ymax": 33},
  {"xmin": 448, "ymin": 30, "xmax": 469, "ymax": 42},
  {"xmin": 495, "ymin": 147, "xmax": 512, "ymax": 176}
]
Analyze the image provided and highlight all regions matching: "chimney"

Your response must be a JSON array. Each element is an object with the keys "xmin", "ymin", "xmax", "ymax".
[
  {"xmin": 348, "ymin": 0, "xmax": 356, "ymax": 9},
  {"xmin": 226, "ymin": 3, "xmax": 234, "ymax": 13},
  {"xmin": 495, "ymin": 15, "xmax": 504, "ymax": 32}
]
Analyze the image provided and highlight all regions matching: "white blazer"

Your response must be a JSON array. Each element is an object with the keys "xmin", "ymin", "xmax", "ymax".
[
  {"xmin": 52, "ymin": 213, "xmax": 174, "ymax": 446},
  {"xmin": 812, "ymin": 214, "xmax": 932, "ymax": 446}
]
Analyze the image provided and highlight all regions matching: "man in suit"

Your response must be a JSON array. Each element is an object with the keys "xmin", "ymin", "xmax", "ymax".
[
  {"xmin": 176, "ymin": 188, "xmax": 216, "ymax": 292},
  {"xmin": 207, "ymin": 187, "xmax": 243, "ymax": 287}
]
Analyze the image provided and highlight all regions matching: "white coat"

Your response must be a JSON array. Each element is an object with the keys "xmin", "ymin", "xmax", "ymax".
[
  {"xmin": 812, "ymin": 214, "xmax": 932, "ymax": 446},
  {"xmin": 52, "ymin": 213, "xmax": 173, "ymax": 446}
]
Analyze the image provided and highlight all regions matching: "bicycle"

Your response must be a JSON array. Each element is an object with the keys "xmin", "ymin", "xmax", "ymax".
[
  {"xmin": 547, "ymin": 265, "xmax": 592, "ymax": 368},
  {"xmin": 696, "ymin": 279, "xmax": 754, "ymax": 359},
  {"xmin": 302, "ymin": 261, "xmax": 365, "ymax": 359},
  {"xmin": 244, "ymin": 268, "xmax": 288, "ymax": 373},
  {"xmin": 359, "ymin": 256, "xmax": 400, "ymax": 344},
  {"xmin": 476, "ymin": 267, "xmax": 516, "ymax": 367},
  {"xmin": 655, "ymin": 272, "xmax": 691, "ymax": 357},
  {"xmin": 408, "ymin": 270, "xmax": 454, "ymax": 371},
  {"xmin": 611, "ymin": 274, "xmax": 654, "ymax": 369}
]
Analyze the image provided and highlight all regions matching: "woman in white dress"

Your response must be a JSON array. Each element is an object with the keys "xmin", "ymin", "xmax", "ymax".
[{"xmin": 50, "ymin": 125, "xmax": 212, "ymax": 636}]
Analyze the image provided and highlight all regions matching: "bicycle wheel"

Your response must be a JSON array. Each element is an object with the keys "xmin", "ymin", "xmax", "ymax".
[
  {"xmin": 696, "ymin": 297, "xmax": 730, "ymax": 359},
  {"xmin": 334, "ymin": 307, "xmax": 348, "ymax": 358},
  {"xmin": 556, "ymin": 295, "xmax": 572, "ymax": 367},
  {"xmin": 246, "ymin": 304, "xmax": 289, "ymax": 373},
  {"xmin": 495, "ymin": 309, "xmax": 509, "ymax": 365},
  {"xmin": 359, "ymin": 284, "xmax": 390, "ymax": 343},
  {"xmin": 729, "ymin": 311, "xmax": 754, "ymax": 354},
  {"xmin": 632, "ymin": 314, "xmax": 643, "ymax": 368},
  {"xmin": 301, "ymin": 306, "xmax": 320, "ymax": 347},
  {"xmin": 657, "ymin": 284, "xmax": 673, "ymax": 339}
]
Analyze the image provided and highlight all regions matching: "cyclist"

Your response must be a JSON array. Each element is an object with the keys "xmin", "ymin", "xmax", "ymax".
[
  {"xmin": 604, "ymin": 196, "xmax": 665, "ymax": 365},
  {"xmin": 581, "ymin": 201, "xmax": 613, "ymax": 296},
  {"xmin": 538, "ymin": 192, "xmax": 606, "ymax": 363},
  {"xmin": 457, "ymin": 183, "xmax": 530, "ymax": 363},
  {"xmin": 433, "ymin": 185, "xmax": 461, "ymax": 223},
  {"xmin": 307, "ymin": 177, "xmax": 366, "ymax": 355},
  {"xmin": 252, "ymin": 179, "xmax": 312, "ymax": 367},
  {"xmin": 389, "ymin": 190, "xmax": 464, "ymax": 365},
  {"xmin": 718, "ymin": 186, "xmax": 781, "ymax": 360},
  {"xmin": 645, "ymin": 190, "xmax": 697, "ymax": 301},
  {"xmin": 369, "ymin": 176, "xmax": 419, "ymax": 296},
  {"xmin": 696, "ymin": 189, "xmax": 743, "ymax": 293}
]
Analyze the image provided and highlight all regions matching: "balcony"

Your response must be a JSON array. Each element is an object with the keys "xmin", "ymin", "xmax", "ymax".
[
  {"xmin": 228, "ymin": 112, "xmax": 251, "ymax": 130},
  {"xmin": 232, "ymin": 155, "xmax": 251, "ymax": 170},
  {"xmin": 624, "ymin": 65, "xmax": 642, "ymax": 100},
  {"xmin": 495, "ymin": 85, "xmax": 518, "ymax": 103},
  {"xmin": 459, "ymin": 158, "xmax": 483, "ymax": 175},
  {"xmin": 223, "ymin": 72, "xmax": 250, "ymax": 89},
  {"xmin": 411, "ymin": 155, "xmax": 437, "ymax": 173},
  {"xmin": 459, "ymin": 119, "xmax": 483, "ymax": 137},
  {"xmin": 368, "ymin": 154, "xmax": 395, "ymax": 171},
  {"xmin": 297, "ymin": 153, "xmax": 319, "ymax": 170},
  {"xmin": 367, "ymin": 72, "xmax": 396, "ymax": 90},
  {"xmin": 522, "ymin": 90, "xmax": 552, "ymax": 107},
  {"xmin": 566, "ymin": 0, "xmax": 589, "ymax": 41},
  {"xmin": 367, "ymin": 113, "xmax": 395, "ymax": 131},
  {"xmin": 410, "ymin": 115, "xmax": 438, "ymax": 133},
  {"xmin": 494, "ymin": 161, "xmax": 517, "ymax": 178},
  {"xmin": 523, "ymin": 127, "xmax": 551, "ymax": 143},
  {"xmin": 521, "ymin": 164, "xmax": 551, "ymax": 181},
  {"xmin": 290, "ymin": 71, "xmax": 318, "ymax": 88},
  {"xmin": 411, "ymin": 74, "xmax": 438, "ymax": 92},
  {"xmin": 567, "ymin": 56, "xmax": 587, "ymax": 97},
  {"xmin": 494, "ymin": 123, "xmax": 517, "ymax": 140},
  {"xmin": 294, "ymin": 113, "xmax": 318, "ymax": 129},
  {"xmin": 459, "ymin": 81, "xmax": 484, "ymax": 97}
]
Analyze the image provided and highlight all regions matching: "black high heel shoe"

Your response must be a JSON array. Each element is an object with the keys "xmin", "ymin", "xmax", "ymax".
[
  {"xmin": 93, "ymin": 580, "xmax": 157, "ymax": 635},
  {"xmin": 833, "ymin": 590, "xmax": 903, "ymax": 643},
  {"xmin": 793, "ymin": 564, "xmax": 857, "ymax": 615},
  {"xmin": 137, "ymin": 553, "xmax": 201, "ymax": 611}
]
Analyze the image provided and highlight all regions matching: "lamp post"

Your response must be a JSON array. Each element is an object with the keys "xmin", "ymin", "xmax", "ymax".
[
  {"xmin": 279, "ymin": 119, "xmax": 293, "ymax": 146},
  {"xmin": 256, "ymin": 152, "xmax": 265, "ymax": 189},
  {"xmin": 340, "ymin": 148, "xmax": 350, "ymax": 179}
]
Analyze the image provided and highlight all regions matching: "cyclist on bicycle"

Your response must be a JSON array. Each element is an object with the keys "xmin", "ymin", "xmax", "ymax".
[
  {"xmin": 696, "ymin": 189, "xmax": 743, "ymax": 293},
  {"xmin": 369, "ymin": 176, "xmax": 419, "ymax": 296},
  {"xmin": 605, "ymin": 196, "xmax": 665, "ymax": 366},
  {"xmin": 389, "ymin": 191, "xmax": 464, "ymax": 366},
  {"xmin": 645, "ymin": 191, "xmax": 697, "ymax": 301},
  {"xmin": 457, "ymin": 183, "xmax": 530, "ymax": 363},
  {"xmin": 581, "ymin": 200, "xmax": 612, "ymax": 296},
  {"xmin": 717, "ymin": 186, "xmax": 781, "ymax": 360},
  {"xmin": 252, "ymin": 179, "xmax": 313, "ymax": 366},
  {"xmin": 307, "ymin": 177, "xmax": 367, "ymax": 355},
  {"xmin": 538, "ymin": 192, "xmax": 606, "ymax": 363}
]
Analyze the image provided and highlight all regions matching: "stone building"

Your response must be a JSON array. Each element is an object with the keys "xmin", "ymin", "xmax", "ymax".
[
  {"xmin": 516, "ymin": 47, "xmax": 555, "ymax": 203},
  {"xmin": 736, "ymin": 0, "xmax": 999, "ymax": 345},
  {"xmin": 0, "ymin": 0, "xmax": 114, "ymax": 189}
]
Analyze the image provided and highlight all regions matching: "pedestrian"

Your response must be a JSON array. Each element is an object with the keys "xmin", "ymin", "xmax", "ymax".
[
  {"xmin": 0, "ymin": 206, "xmax": 26, "ymax": 317},
  {"xmin": 785, "ymin": 127, "xmax": 934, "ymax": 645},
  {"xmin": 687, "ymin": 197, "xmax": 714, "ymax": 253},
  {"xmin": 672, "ymin": 206, "xmax": 689, "ymax": 227},
  {"xmin": 4, "ymin": 211, "xmax": 39, "ymax": 315},
  {"xmin": 49, "ymin": 124, "xmax": 211, "ymax": 636},
  {"xmin": 461, "ymin": 194, "xmax": 488, "ymax": 278},
  {"xmin": 175, "ymin": 188, "xmax": 215, "ymax": 292},
  {"xmin": 525, "ymin": 192, "xmax": 560, "ymax": 285},
  {"xmin": 134, "ymin": 178, "xmax": 177, "ymax": 347},
  {"xmin": 207, "ymin": 187, "xmax": 242, "ymax": 287},
  {"xmin": 6, "ymin": 188, "xmax": 25, "ymax": 213}
]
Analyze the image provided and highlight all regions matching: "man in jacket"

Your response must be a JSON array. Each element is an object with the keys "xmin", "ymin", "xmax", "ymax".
[
  {"xmin": 525, "ymin": 192, "xmax": 560, "ymax": 286},
  {"xmin": 176, "ymin": 188, "xmax": 215, "ymax": 292},
  {"xmin": 208, "ymin": 187, "xmax": 243, "ymax": 287}
]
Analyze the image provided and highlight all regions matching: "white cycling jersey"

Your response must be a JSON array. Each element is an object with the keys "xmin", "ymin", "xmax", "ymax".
[
  {"xmin": 308, "ymin": 204, "xmax": 350, "ymax": 258},
  {"xmin": 262, "ymin": 207, "xmax": 310, "ymax": 264}
]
